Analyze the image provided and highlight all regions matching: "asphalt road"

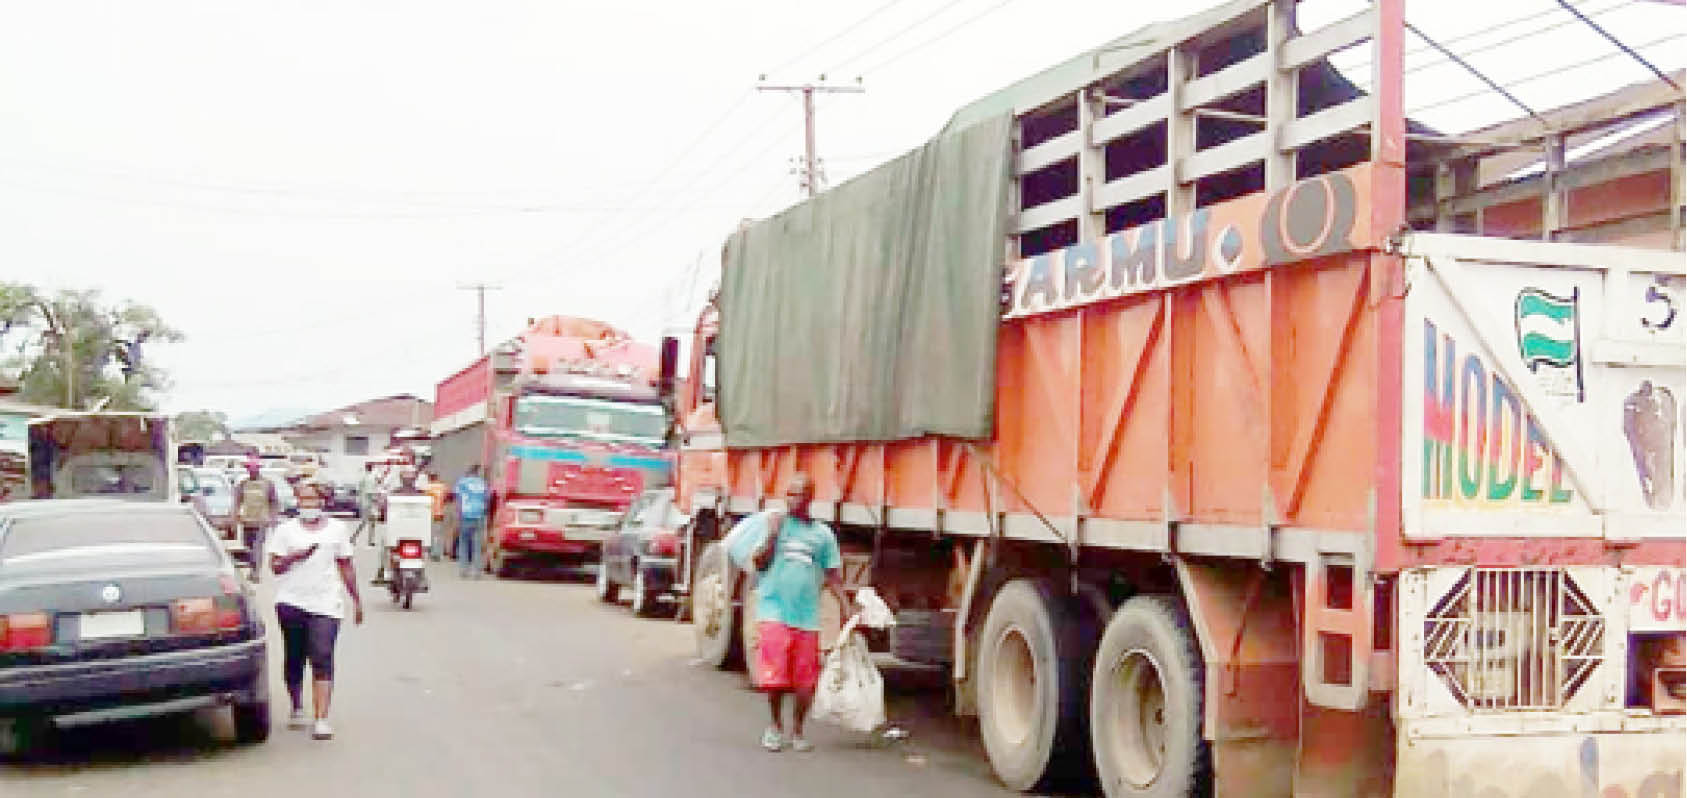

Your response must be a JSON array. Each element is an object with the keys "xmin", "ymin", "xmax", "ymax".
[{"xmin": 0, "ymin": 547, "xmax": 1029, "ymax": 798}]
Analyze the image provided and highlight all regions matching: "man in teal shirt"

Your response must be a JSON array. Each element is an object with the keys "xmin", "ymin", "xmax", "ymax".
[{"xmin": 727, "ymin": 475, "xmax": 851, "ymax": 753}]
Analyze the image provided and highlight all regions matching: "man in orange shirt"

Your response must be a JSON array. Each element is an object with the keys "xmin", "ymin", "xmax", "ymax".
[{"xmin": 424, "ymin": 470, "xmax": 448, "ymax": 561}]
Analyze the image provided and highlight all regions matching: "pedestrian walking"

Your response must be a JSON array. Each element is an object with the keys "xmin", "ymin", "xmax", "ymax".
[
  {"xmin": 424, "ymin": 470, "xmax": 447, "ymax": 561},
  {"xmin": 727, "ymin": 475, "xmax": 853, "ymax": 753},
  {"xmin": 232, "ymin": 460, "xmax": 279, "ymax": 584},
  {"xmin": 454, "ymin": 465, "xmax": 490, "ymax": 578},
  {"xmin": 350, "ymin": 462, "xmax": 379, "ymax": 545},
  {"xmin": 265, "ymin": 482, "xmax": 363, "ymax": 740}
]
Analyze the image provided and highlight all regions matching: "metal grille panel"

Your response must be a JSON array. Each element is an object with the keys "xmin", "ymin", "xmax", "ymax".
[{"xmin": 1423, "ymin": 568, "xmax": 1604, "ymax": 711}]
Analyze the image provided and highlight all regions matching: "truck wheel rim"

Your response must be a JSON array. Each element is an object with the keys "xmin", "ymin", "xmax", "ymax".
[
  {"xmin": 991, "ymin": 625, "xmax": 1038, "ymax": 747},
  {"xmin": 1106, "ymin": 648, "xmax": 1168, "ymax": 789}
]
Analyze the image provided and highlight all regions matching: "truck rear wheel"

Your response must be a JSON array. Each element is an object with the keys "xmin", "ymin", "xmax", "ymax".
[
  {"xmin": 691, "ymin": 542, "xmax": 743, "ymax": 669},
  {"xmin": 1089, "ymin": 595, "xmax": 1208, "ymax": 798},
  {"xmin": 977, "ymin": 579, "xmax": 1087, "ymax": 792}
]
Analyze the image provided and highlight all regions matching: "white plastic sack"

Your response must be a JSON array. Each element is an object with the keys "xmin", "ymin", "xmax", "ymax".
[
  {"xmin": 854, "ymin": 586, "xmax": 896, "ymax": 630},
  {"xmin": 808, "ymin": 617, "xmax": 886, "ymax": 733}
]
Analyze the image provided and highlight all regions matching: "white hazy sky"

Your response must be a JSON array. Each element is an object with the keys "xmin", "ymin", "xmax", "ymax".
[{"xmin": 1, "ymin": 0, "xmax": 1679, "ymax": 422}]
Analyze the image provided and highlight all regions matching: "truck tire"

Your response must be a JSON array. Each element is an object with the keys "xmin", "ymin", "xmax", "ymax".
[
  {"xmin": 630, "ymin": 568, "xmax": 658, "ymax": 617},
  {"xmin": 1089, "ymin": 595, "xmax": 1209, "ymax": 798},
  {"xmin": 596, "ymin": 561, "xmax": 620, "ymax": 603},
  {"xmin": 977, "ymin": 579, "xmax": 1087, "ymax": 792},
  {"xmin": 692, "ymin": 542, "xmax": 743, "ymax": 669}
]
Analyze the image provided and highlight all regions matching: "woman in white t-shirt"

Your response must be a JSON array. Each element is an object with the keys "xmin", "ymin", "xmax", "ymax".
[{"xmin": 266, "ymin": 482, "xmax": 364, "ymax": 740}]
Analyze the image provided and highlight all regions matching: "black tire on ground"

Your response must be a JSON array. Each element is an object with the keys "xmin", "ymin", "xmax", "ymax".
[
  {"xmin": 1089, "ymin": 595, "xmax": 1209, "ymax": 798},
  {"xmin": 402, "ymin": 583, "xmax": 414, "ymax": 610},
  {"xmin": 596, "ymin": 560, "xmax": 620, "ymax": 603},
  {"xmin": 2, "ymin": 715, "xmax": 56, "ymax": 757},
  {"xmin": 232, "ymin": 697, "xmax": 271, "ymax": 744},
  {"xmin": 691, "ymin": 541, "xmax": 743, "ymax": 669},
  {"xmin": 631, "ymin": 568, "xmax": 658, "ymax": 617},
  {"xmin": 976, "ymin": 579, "xmax": 1089, "ymax": 793}
]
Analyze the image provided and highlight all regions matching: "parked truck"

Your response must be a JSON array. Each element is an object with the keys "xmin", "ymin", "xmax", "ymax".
[
  {"xmin": 668, "ymin": 0, "xmax": 1686, "ymax": 795},
  {"xmin": 21, "ymin": 412, "xmax": 177, "ymax": 502},
  {"xmin": 432, "ymin": 316, "xmax": 672, "ymax": 576}
]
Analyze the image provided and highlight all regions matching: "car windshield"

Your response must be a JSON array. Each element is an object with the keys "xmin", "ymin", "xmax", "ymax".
[
  {"xmin": 514, "ymin": 395, "xmax": 665, "ymax": 445},
  {"xmin": 0, "ymin": 511, "xmax": 211, "ymax": 561}
]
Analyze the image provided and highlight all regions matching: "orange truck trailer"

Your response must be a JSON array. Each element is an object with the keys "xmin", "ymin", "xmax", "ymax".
[{"xmin": 667, "ymin": 0, "xmax": 1685, "ymax": 795}]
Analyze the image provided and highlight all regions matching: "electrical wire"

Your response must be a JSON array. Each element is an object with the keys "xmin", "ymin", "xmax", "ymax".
[
  {"xmin": 510, "ymin": 108, "xmax": 805, "ymax": 293},
  {"xmin": 822, "ymin": 0, "xmax": 981, "ymax": 76},
  {"xmin": 1406, "ymin": 31, "xmax": 1685, "ymax": 113},
  {"xmin": 855, "ymin": 0, "xmax": 1022, "ymax": 76},
  {"xmin": 1341, "ymin": 0, "xmax": 1645, "ymax": 79},
  {"xmin": 761, "ymin": 0, "xmax": 914, "ymax": 78},
  {"xmin": 0, "ymin": 177, "xmax": 778, "ymax": 220}
]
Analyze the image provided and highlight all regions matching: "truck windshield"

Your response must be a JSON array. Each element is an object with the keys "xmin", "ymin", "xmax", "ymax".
[{"xmin": 514, "ymin": 395, "xmax": 665, "ymax": 445}]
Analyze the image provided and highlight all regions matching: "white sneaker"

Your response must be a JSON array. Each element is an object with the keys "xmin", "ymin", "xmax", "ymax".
[
  {"xmin": 312, "ymin": 719, "xmax": 334, "ymax": 740},
  {"xmin": 287, "ymin": 709, "xmax": 308, "ymax": 730}
]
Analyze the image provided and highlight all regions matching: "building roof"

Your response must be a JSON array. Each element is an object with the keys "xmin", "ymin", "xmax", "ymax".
[
  {"xmin": 287, "ymin": 394, "xmax": 433, "ymax": 432},
  {"xmin": 0, "ymin": 398, "xmax": 60, "ymax": 417}
]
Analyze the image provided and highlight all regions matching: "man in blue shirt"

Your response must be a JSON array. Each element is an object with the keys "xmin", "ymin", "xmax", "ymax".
[
  {"xmin": 727, "ymin": 475, "xmax": 852, "ymax": 753},
  {"xmin": 453, "ymin": 465, "xmax": 490, "ymax": 578}
]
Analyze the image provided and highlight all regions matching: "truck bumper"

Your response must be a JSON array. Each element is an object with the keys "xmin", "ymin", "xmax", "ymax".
[
  {"xmin": 499, "ymin": 528, "xmax": 599, "ymax": 558},
  {"xmin": 1395, "ymin": 725, "xmax": 1685, "ymax": 797}
]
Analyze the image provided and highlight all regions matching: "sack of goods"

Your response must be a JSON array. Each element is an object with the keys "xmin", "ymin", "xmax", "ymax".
[{"xmin": 808, "ymin": 615, "xmax": 886, "ymax": 733}]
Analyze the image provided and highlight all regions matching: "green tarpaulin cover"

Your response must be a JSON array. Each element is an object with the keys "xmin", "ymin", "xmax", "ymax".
[{"xmin": 718, "ymin": 114, "xmax": 1013, "ymax": 449}]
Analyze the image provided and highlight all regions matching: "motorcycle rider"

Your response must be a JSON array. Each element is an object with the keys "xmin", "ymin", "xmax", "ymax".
[
  {"xmin": 371, "ymin": 466, "xmax": 425, "ymax": 585},
  {"xmin": 232, "ymin": 460, "xmax": 280, "ymax": 584}
]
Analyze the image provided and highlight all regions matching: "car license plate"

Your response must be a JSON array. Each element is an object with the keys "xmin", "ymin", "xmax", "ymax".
[{"xmin": 80, "ymin": 610, "xmax": 145, "ymax": 640}]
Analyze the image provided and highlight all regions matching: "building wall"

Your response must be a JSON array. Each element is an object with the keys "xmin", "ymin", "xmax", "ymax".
[{"xmin": 285, "ymin": 426, "xmax": 396, "ymax": 484}]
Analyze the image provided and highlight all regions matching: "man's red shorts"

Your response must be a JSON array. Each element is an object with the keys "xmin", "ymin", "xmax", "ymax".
[{"xmin": 755, "ymin": 621, "xmax": 821, "ymax": 692}]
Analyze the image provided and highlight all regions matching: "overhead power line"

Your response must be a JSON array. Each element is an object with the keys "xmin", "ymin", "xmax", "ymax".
[
  {"xmin": 1344, "ymin": 0, "xmax": 1643, "ymax": 79},
  {"xmin": 1552, "ymin": 0, "xmax": 1681, "ymax": 88},
  {"xmin": 1407, "ymin": 32, "xmax": 1685, "ymax": 113},
  {"xmin": 857, "ymin": 0, "xmax": 1022, "ymax": 76},
  {"xmin": 823, "ymin": 0, "xmax": 979, "ymax": 76},
  {"xmin": 1405, "ymin": 21, "xmax": 1548, "ymax": 127},
  {"xmin": 762, "ymin": 0, "xmax": 913, "ymax": 77}
]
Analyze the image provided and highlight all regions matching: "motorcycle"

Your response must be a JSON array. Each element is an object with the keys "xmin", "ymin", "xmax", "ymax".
[
  {"xmin": 388, "ymin": 536, "xmax": 428, "ymax": 609},
  {"xmin": 384, "ymin": 494, "xmax": 433, "ymax": 610}
]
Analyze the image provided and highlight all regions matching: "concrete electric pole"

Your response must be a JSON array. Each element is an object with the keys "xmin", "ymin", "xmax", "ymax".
[
  {"xmin": 457, "ymin": 282, "xmax": 500, "ymax": 356},
  {"xmin": 756, "ymin": 80, "xmax": 864, "ymax": 197}
]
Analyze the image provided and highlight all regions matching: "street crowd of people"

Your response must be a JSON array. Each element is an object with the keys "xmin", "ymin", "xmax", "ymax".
[
  {"xmin": 227, "ymin": 452, "xmax": 496, "ymax": 742},
  {"xmin": 236, "ymin": 453, "xmax": 855, "ymax": 756}
]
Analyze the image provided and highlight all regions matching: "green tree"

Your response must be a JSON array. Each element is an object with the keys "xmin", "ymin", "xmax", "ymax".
[
  {"xmin": 0, "ymin": 282, "xmax": 182, "ymax": 411},
  {"xmin": 174, "ymin": 410, "xmax": 230, "ymax": 442}
]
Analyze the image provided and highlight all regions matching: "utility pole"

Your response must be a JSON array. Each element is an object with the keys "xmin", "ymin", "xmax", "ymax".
[
  {"xmin": 757, "ymin": 80, "xmax": 864, "ymax": 197},
  {"xmin": 457, "ymin": 282, "xmax": 501, "ymax": 356}
]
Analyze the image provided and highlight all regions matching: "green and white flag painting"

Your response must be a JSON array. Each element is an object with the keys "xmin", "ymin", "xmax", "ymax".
[{"xmin": 1515, "ymin": 288, "xmax": 1580, "ymax": 370}]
